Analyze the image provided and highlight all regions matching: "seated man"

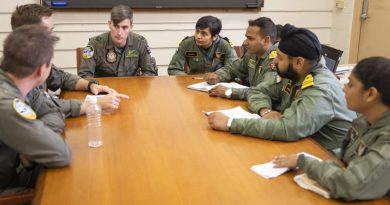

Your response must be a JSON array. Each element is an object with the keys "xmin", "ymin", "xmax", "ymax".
[
  {"xmin": 0, "ymin": 25, "xmax": 71, "ymax": 195},
  {"xmin": 208, "ymin": 24, "xmax": 356, "ymax": 153},
  {"xmin": 168, "ymin": 16, "xmax": 237, "ymax": 75},
  {"xmin": 205, "ymin": 17, "xmax": 278, "ymax": 100},
  {"xmin": 79, "ymin": 4, "xmax": 157, "ymax": 77},
  {"xmin": 11, "ymin": 4, "xmax": 115, "ymax": 95},
  {"xmin": 11, "ymin": 4, "xmax": 129, "ymax": 118}
]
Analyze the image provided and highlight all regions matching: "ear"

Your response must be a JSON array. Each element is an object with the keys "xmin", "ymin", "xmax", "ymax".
[
  {"xmin": 365, "ymin": 87, "xmax": 379, "ymax": 103},
  {"xmin": 294, "ymin": 57, "xmax": 305, "ymax": 69},
  {"xmin": 263, "ymin": 36, "xmax": 271, "ymax": 44},
  {"xmin": 36, "ymin": 64, "xmax": 44, "ymax": 77},
  {"xmin": 108, "ymin": 20, "xmax": 112, "ymax": 28},
  {"xmin": 212, "ymin": 35, "xmax": 217, "ymax": 41}
]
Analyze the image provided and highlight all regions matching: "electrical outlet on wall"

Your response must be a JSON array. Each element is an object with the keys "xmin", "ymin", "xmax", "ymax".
[{"xmin": 336, "ymin": 0, "xmax": 345, "ymax": 9}]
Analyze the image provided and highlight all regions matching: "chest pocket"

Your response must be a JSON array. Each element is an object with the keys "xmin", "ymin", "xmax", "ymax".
[
  {"xmin": 186, "ymin": 51, "xmax": 204, "ymax": 74},
  {"xmin": 123, "ymin": 49, "xmax": 139, "ymax": 76}
]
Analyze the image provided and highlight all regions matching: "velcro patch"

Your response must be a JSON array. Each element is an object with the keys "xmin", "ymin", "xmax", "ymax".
[
  {"xmin": 186, "ymin": 51, "xmax": 198, "ymax": 57},
  {"xmin": 248, "ymin": 59, "xmax": 256, "ymax": 69},
  {"xmin": 126, "ymin": 49, "xmax": 139, "ymax": 58},
  {"xmin": 268, "ymin": 50, "xmax": 277, "ymax": 59},
  {"xmin": 215, "ymin": 52, "xmax": 225, "ymax": 59},
  {"xmin": 83, "ymin": 46, "xmax": 94, "ymax": 59},
  {"xmin": 301, "ymin": 74, "xmax": 314, "ymax": 89},
  {"xmin": 13, "ymin": 98, "xmax": 36, "ymax": 120}
]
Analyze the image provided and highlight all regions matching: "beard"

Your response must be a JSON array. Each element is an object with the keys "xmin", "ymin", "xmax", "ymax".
[{"xmin": 276, "ymin": 63, "xmax": 299, "ymax": 82}]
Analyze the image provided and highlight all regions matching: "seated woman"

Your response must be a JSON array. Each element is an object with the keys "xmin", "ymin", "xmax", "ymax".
[{"xmin": 273, "ymin": 56, "xmax": 390, "ymax": 201}]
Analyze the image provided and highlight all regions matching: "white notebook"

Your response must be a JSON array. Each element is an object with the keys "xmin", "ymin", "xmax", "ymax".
[
  {"xmin": 251, "ymin": 152, "xmax": 321, "ymax": 179},
  {"xmin": 187, "ymin": 81, "xmax": 248, "ymax": 92},
  {"xmin": 204, "ymin": 106, "xmax": 260, "ymax": 119},
  {"xmin": 294, "ymin": 173, "xmax": 331, "ymax": 199}
]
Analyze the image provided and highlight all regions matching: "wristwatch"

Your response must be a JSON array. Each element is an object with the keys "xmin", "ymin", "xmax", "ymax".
[
  {"xmin": 87, "ymin": 80, "xmax": 99, "ymax": 93},
  {"xmin": 224, "ymin": 88, "xmax": 232, "ymax": 98}
]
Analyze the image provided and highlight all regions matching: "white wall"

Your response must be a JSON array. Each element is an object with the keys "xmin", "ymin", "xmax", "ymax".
[
  {"xmin": 0, "ymin": 0, "xmax": 353, "ymax": 76},
  {"xmin": 331, "ymin": 0, "xmax": 355, "ymax": 64}
]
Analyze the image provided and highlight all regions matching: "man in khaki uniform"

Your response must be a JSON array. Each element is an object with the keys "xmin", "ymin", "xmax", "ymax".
[
  {"xmin": 79, "ymin": 4, "xmax": 157, "ymax": 77},
  {"xmin": 208, "ymin": 24, "xmax": 356, "ymax": 153},
  {"xmin": 205, "ymin": 17, "xmax": 278, "ymax": 100},
  {"xmin": 168, "ymin": 16, "xmax": 237, "ymax": 75},
  {"xmin": 0, "ymin": 25, "xmax": 71, "ymax": 195}
]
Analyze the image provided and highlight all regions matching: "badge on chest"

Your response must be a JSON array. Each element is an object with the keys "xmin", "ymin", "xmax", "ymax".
[{"xmin": 106, "ymin": 49, "xmax": 117, "ymax": 63}]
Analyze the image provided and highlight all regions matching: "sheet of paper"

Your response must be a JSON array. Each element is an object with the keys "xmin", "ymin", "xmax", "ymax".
[
  {"xmin": 294, "ymin": 173, "xmax": 330, "ymax": 199},
  {"xmin": 205, "ymin": 106, "xmax": 260, "ymax": 119},
  {"xmin": 251, "ymin": 152, "xmax": 322, "ymax": 179},
  {"xmin": 187, "ymin": 81, "xmax": 249, "ymax": 92}
]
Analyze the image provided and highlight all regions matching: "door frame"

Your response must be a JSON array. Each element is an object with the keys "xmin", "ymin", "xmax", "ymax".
[{"xmin": 349, "ymin": 0, "xmax": 363, "ymax": 63}]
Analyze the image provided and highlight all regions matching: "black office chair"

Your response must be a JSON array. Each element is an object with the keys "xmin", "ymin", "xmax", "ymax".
[{"xmin": 321, "ymin": 44, "xmax": 343, "ymax": 73}]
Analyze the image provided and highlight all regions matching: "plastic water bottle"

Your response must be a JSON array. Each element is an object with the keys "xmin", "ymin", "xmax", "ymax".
[{"xmin": 86, "ymin": 97, "xmax": 103, "ymax": 148}]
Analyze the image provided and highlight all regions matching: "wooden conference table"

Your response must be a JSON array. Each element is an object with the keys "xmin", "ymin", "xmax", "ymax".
[{"xmin": 33, "ymin": 76, "xmax": 389, "ymax": 205}]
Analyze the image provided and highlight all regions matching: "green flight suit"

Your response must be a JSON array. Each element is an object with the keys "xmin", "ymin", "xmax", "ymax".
[
  {"xmin": 0, "ymin": 70, "xmax": 71, "ymax": 194},
  {"xmin": 230, "ymin": 62, "xmax": 356, "ymax": 151},
  {"xmin": 168, "ymin": 36, "xmax": 237, "ymax": 75},
  {"xmin": 215, "ymin": 43, "xmax": 278, "ymax": 100},
  {"xmin": 297, "ymin": 111, "xmax": 390, "ymax": 201},
  {"xmin": 79, "ymin": 32, "xmax": 157, "ymax": 77},
  {"xmin": 41, "ymin": 65, "xmax": 82, "ymax": 118},
  {"xmin": 44, "ymin": 64, "xmax": 81, "ymax": 91}
]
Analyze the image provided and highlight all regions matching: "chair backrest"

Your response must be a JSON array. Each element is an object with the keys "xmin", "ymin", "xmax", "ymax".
[
  {"xmin": 0, "ymin": 191, "xmax": 34, "ymax": 205},
  {"xmin": 76, "ymin": 47, "xmax": 84, "ymax": 73},
  {"xmin": 321, "ymin": 44, "xmax": 343, "ymax": 73},
  {"xmin": 234, "ymin": 46, "xmax": 245, "ymax": 58}
]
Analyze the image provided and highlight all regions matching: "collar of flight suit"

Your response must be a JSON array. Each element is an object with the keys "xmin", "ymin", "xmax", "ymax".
[
  {"xmin": 106, "ymin": 32, "xmax": 135, "ymax": 50},
  {"xmin": 363, "ymin": 110, "xmax": 390, "ymax": 130}
]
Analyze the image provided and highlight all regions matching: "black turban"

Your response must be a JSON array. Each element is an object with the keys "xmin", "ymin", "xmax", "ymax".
[{"xmin": 278, "ymin": 24, "xmax": 321, "ymax": 61}]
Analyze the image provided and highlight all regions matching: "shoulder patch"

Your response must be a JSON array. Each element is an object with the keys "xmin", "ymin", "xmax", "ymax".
[
  {"xmin": 222, "ymin": 37, "xmax": 234, "ymax": 48},
  {"xmin": 13, "ymin": 98, "xmax": 36, "ymax": 120},
  {"xmin": 268, "ymin": 50, "xmax": 277, "ymax": 59},
  {"xmin": 301, "ymin": 74, "xmax": 314, "ymax": 89},
  {"xmin": 83, "ymin": 46, "xmax": 94, "ymax": 59}
]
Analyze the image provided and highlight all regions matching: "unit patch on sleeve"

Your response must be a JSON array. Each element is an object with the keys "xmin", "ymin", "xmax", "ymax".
[{"xmin": 13, "ymin": 98, "xmax": 37, "ymax": 120}]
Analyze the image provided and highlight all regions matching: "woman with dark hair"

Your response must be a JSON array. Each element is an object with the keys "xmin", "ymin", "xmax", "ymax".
[{"xmin": 273, "ymin": 56, "xmax": 390, "ymax": 201}]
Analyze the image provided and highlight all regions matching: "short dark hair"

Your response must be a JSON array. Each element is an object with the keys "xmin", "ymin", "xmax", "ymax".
[
  {"xmin": 11, "ymin": 4, "xmax": 52, "ymax": 30},
  {"xmin": 248, "ymin": 17, "xmax": 277, "ymax": 43},
  {"xmin": 195, "ymin": 16, "xmax": 222, "ymax": 37},
  {"xmin": 275, "ymin": 24, "xmax": 283, "ymax": 42},
  {"xmin": 111, "ymin": 4, "xmax": 133, "ymax": 25},
  {"xmin": 1, "ymin": 25, "xmax": 59, "ymax": 78},
  {"xmin": 353, "ymin": 56, "xmax": 390, "ymax": 106}
]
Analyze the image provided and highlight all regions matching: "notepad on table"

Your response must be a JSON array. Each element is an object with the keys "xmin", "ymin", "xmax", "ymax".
[
  {"xmin": 204, "ymin": 106, "xmax": 260, "ymax": 119},
  {"xmin": 250, "ymin": 152, "xmax": 321, "ymax": 179},
  {"xmin": 187, "ymin": 81, "xmax": 248, "ymax": 92},
  {"xmin": 294, "ymin": 173, "xmax": 331, "ymax": 199}
]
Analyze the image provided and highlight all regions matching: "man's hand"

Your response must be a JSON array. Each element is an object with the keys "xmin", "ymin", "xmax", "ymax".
[
  {"xmin": 204, "ymin": 72, "xmax": 219, "ymax": 85},
  {"xmin": 90, "ymin": 84, "xmax": 117, "ymax": 95},
  {"xmin": 259, "ymin": 108, "xmax": 282, "ymax": 119},
  {"xmin": 97, "ymin": 93, "xmax": 129, "ymax": 111},
  {"xmin": 207, "ymin": 112, "xmax": 229, "ymax": 131},
  {"xmin": 273, "ymin": 154, "xmax": 299, "ymax": 169},
  {"xmin": 262, "ymin": 111, "xmax": 282, "ymax": 119},
  {"xmin": 208, "ymin": 85, "xmax": 228, "ymax": 98}
]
